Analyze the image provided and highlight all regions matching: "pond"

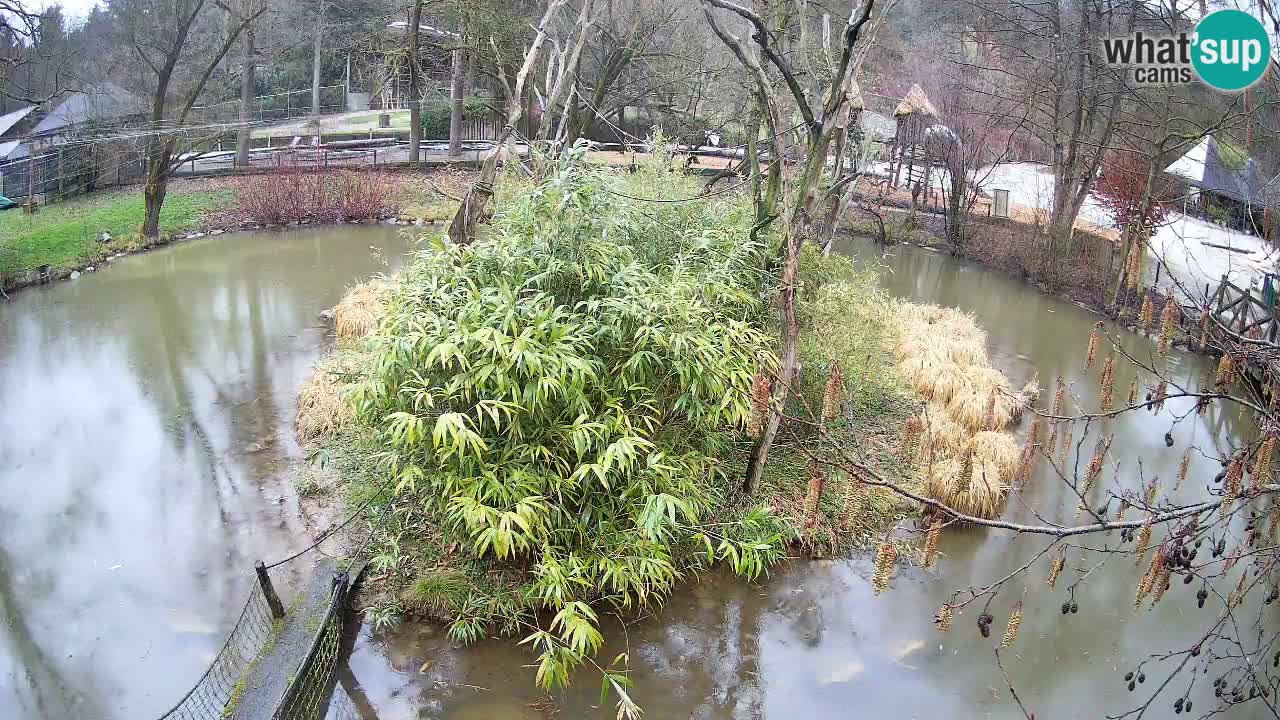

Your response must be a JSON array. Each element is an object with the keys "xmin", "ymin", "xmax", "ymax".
[
  {"xmin": 340, "ymin": 235, "xmax": 1261, "ymax": 719},
  {"xmin": 0, "ymin": 225, "xmax": 412, "ymax": 719},
  {"xmin": 0, "ymin": 225, "xmax": 1262, "ymax": 720}
]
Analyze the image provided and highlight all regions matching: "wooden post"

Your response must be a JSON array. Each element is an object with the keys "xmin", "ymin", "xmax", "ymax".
[{"xmin": 256, "ymin": 561, "xmax": 286, "ymax": 619}]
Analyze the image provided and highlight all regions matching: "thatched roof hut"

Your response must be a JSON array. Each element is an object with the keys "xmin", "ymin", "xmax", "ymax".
[{"xmin": 894, "ymin": 84, "xmax": 938, "ymax": 118}]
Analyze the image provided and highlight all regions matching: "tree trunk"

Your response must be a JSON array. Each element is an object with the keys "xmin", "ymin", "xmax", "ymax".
[
  {"xmin": 142, "ymin": 141, "xmax": 173, "ymax": 240},
  {"xmin": 311, "ymin": 2, "xmax": 326, "ymax": 115},
  {"xmin": 448, "ymin": 47, "xmax": 464, "ymax": 157},
  {"xmin": 407, "ymin": 1, "xmax": 423, "ymax": 163},
  {"xmin": 235, "ymin": 29, "xmax": 255, "ymax": 167}
]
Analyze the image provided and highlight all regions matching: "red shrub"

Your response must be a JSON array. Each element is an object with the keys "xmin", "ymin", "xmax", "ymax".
[
  {"xmin": 1094, "ymin": 149, "xmax": 1171, "ymax": 239},
  {"xmin": 236, "ymin": 167, "xmax": 398, "ymax": 225}
]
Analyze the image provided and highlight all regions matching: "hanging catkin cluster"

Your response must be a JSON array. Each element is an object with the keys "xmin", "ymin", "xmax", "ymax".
[
  {"xmin": 1135, "ymin": 518, "xmax": 1154, "ymax": 559},
  {"xmin": 1126, "ymin": 378, "xmax": 1139, "ymax": 407},
  {"xmin": 1157, "ymin": 296, "xmax": 1178, "ymax": 354},
  {"xmin": 1083, "ymin": 435, "xmax": 1112, "ymax": 496},
  {"xmin": 803, "ymin": 462, "xmax": 827, "ymax": 529},
  {"xmin": 1001, "ymin": 601, "xmax": 1023, "ymax": 648},
  {"xmin": 1058, "ymin": 422, "xmax": 1074, "ymax": 465},
  {"xmin": 821, "ymin": 360, "xmax": 843, "ymax": 422},
  {"xmin": 1099, "ymin": 354, "xmax": 1116, "ymax": 412},
  {"xmin": 1051, "ymin": 377, "xmax": 1066, "ymax": 416},
  {"xmin": 749, "ymin": 371, "xmax": 771, "ymax": 437},
  {"xmin": 1015, "ymin": 415, "xmax": 1044, "ymax": 484},
  {"xmin": 872, "ymin": 542, "xmax": 897, "ymax": 595},
  {"xmin": 1116, "ymin": 497, "xmax": 1130, "ymax": 521},
  {"xmin": 934, "ymin": 604, "xmax": 954, "ymax": 632},
  {"xmin": 1148, "ymin": 549, "xmax": 1172, "ymax": 607},
  {"xmin": 1222, "ymin": 455, "xmax": 1244, "ymax": 511},
  {"xmin": 1175, "ymin": 451, "xmax": 1191, "ymax": 492},
  {"xmin": 1152, "ymin": 381, "xmax": 1168, "ymax": 412},
  {"xmin": 1144, "ymin": 479, "xmax": 1160, "ymax": 507},
  {"xmin": 1139, "ymin": 293, "xmax": 1155, "ymax": 332},
  {"xmin": 922, "ymin": 519, "xmax": 942, "ymax": 568},
  {"xmin": 1085, "ymin": 322, "xmax": 1102, "ymax": 370},
  {"xmin": 1215, "ymin": 354, "xmax": 1234, "ymax": 387},
  {"xmin": 1046, "ymin": 549, "xmax": 1066, "ymax": 588},
  {"xmin": 1254, "ymin": 435, "xmax": 1276, "ymax": 486},
  {"xmin": 1134, "ymin": 547, "xmax": 1166, "ymax": 608}
]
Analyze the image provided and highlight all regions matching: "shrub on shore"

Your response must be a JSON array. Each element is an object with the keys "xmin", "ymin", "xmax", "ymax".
[{"xmin": 235, "ymin": 169, "xmax": 398, "ymax": 225}]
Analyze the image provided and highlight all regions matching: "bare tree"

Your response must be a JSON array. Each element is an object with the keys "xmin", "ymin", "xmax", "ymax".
[
  {"xmin": 113, "ymin": 0, "xmax": 265, "ymax": 239},
  {"xmin": 702, "ymin": 0, "xmax": 877, "ymax": 493}
]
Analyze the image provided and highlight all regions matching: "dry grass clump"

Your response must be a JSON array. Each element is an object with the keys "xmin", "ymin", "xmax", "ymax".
[
  {"xmin": 333, "ymin": 278, "xmax": 391, "ymax": 342},
  {"xmin": 894, "ymin": 301, "xmax": 1033, "ymax": 519},
  {"xmin": 296, "ymin": 351, "xmax": 365, "ymax": 441}
]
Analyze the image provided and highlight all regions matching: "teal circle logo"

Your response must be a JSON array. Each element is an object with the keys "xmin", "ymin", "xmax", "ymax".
[{"xmin": 1192, "ymin": 9, "xmax": 1271, "ymax": 91}]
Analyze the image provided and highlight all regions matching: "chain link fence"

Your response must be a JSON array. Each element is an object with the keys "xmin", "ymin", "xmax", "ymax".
[
  {"xmin": 155, "ymin": 583, "xmax": 278, "ymax": 720},
  {"xmin": 272, "ymin": 570, "xmax": 352, "ymax": 720}
]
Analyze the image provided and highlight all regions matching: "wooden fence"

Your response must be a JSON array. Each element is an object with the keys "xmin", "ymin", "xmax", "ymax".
[{"xmin": 1209, "ymin": 274, "xmax": 1280, "ymax": 345}]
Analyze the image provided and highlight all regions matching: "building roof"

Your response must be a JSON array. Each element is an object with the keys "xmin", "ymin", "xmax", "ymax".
[
  {"xmin": 0, "ymin": 140, "xmax": 23, "ymax": 160},
  {"xmin": 0, "ymin": 106, "xmax": 35, "ymax": 138},
  {"xmin": 31, "ymin": 83, "xmax": 144, "ymax": 136},
  {"xmin": 384, "ymin": 20, "xmax": 461, "ymax": 40},
  {"xmin": 1165, "ymin": 135, "xmax": 1270, "ymax": 207},
  {"xmin": 861, "ymin": 110, "xmax": 896, "ymax": 141},
  {"xmin": 894, "ymin": 84, "xmax": 937, "ymax": 118}
]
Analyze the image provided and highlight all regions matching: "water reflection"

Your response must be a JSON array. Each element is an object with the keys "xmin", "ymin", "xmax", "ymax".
[
  {"xmin": 0, "ymin": 226, "xmax": 412, "ymax": 719},
  {"xmin": 343, "ymin": 236, "xmax": 1259, "ymax": 719}
]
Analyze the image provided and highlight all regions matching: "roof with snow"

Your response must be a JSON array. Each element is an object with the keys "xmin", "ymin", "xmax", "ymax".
[
  {"xmin": 1164, "ymin": 135, "xmax": 1270, "ymax": 207},
  {"xmin": 31, "ymin": 83, "xmax": 145, "ymax": 136},
  {"xmin": 384, "ymin": 21, "xmax": 461, "ymax": 40},
  {"xmin": 893, "ymin": 84, "xmax": 937, "ymax": 118},
  {"xmin": 861, "ymin": 110, "xmax": 895, "ymax": 141},
  {"xmin": 0, "ymin": 106, "xmax": 35, "ymax": 138}
]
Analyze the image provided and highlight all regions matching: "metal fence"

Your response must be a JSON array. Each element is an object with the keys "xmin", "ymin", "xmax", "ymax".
[
  {"xmin": 272, "ymin": 571, "xmax": 352, "ymax": 720},
  {"xmin": 156, "ymin": 584, "xmax": 278, "ymax": 720},
  {"xmin": 191, "ymin": 86, "xmax": 347, "ymax": 125}
]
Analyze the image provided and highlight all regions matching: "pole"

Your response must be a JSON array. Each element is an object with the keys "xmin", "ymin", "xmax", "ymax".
[
  {"xmin": 255, "ymin": 561, "xmax": 286, "ymax": 619},
  {"xmin": 311, "ymin": 2, "xmax": 326, "ymax": 115},
  {"xmin": 407, "ymin": 1, "xmax": 423, "ymax": 164},
  {"xmin": 449, "ymin": 47, "xmax": 464, "ymax": 158}
]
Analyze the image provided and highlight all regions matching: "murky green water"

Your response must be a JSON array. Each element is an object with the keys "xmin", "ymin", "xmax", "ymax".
[
  {"xmin": 0, "ymin": 226, "xmax": 411, "ymax": 719},
  {"xmin": 0, "ymin": 226, "xmax": 1263, "ymax": 720},
  {"xmin": 340, "ymin": 237, "xmax": 1262, "ymax": 719}
]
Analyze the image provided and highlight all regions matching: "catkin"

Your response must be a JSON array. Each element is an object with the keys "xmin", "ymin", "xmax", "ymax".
[
  {"xmin": 1100, "ymin": 354, "xmax": 1116, "ymax": 412},
  {"xmin": 872, "ymin": 542, "xmax": 897, "ymax": 595},
  {"xmin": 1145, "ymin": 479, "xmax": 1159, "ymax": 506},
  {"xmin": 1083, "ymin": 435, "xmax": 1111, "ymax": 495},
  {"xmin": 1116, "ymin": 497, "xmax": 1130, "ymax": 521},
  {"xmin": 749, "ymin": 372, "xmax": 771, "ymax": 437},
  {"xmin": 821, "ymin": 360, "xmax": 843, "ymax": 422},
  {"xmin": 1047, "ymin": 549, "xmax": 1066, "ymax": 588},
  {"xmin": 1059, "ymin": 422, "xmax": 1074, "ymax": 465},
  {"xmin": 1051, "ymin": 377, "xmax": 1066, "ymax": 416},
  {"xmin": 1135, "ymin": 518, "xmax": 1153, "ymax": 559},
  {"xmin": 1254, "ymin": 435, "xmax": 1276, "ymax": 486},
  {"xmin": 1158, "ymin": 296, "xmax": 1178, "ymax": 353},
  {"xmin": 1222, "ymin": 455, "xmax": 1244, "ymax": 512},
  {"xmin": 1149, "ymin": 550, "xmax": 1172, "ymax": 607},
  {"xmin": 1228, "ymin": 572, "xmax": 1247, "ymax": 610},
  {"xmin": 1085, "ymin": 322, "xmax": 1101, "ymax": 371},
  {"xmin": 1152, "ymin": 381, "xmax": 1167, "ymax": 412},
  {"xmin": 935, "ymin": 604, "xmax": 953, "ymax": 632},
  {"xmin": 1001, "ymin": 602, "xmax": 1023, "ymax": 648},
  {"xmin": 922, "ymin": 519, "xmax": 942, "ymax": 568},
  {"xmin": 1139, "ymin": 293, "xmax": 1155, "ymax": 332},
  {"xmin": 1175, "ymin": 451, "xmax": 1190, "ymax": 492},
  {"xmin": 1215, "ymin": 354, "xmax": 1234, "ymax": 387},
  {"xmin": 1126, "ymin": 378, "xmax": 1139, "ymax": 407},
  {"xmin": 1134, "ymin": 566, "xmax": 1155, "ymax": 607}
]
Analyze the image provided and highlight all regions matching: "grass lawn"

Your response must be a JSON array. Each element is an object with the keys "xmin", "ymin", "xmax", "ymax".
[{"xmin": 0, "ymin": 181, "xmax": 233, "ymax": 279}]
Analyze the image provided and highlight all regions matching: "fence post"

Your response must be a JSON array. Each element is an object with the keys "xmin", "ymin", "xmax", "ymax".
[{"xmin": 256, "ymin": 561, "xmax": 286, "ymax": 619}]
